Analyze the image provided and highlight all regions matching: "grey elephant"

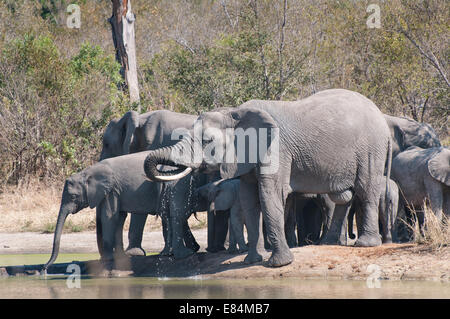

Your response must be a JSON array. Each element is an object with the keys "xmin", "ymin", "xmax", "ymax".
[
  {"xmin": 392, "ymin": 146, "xmax": 449, "ymax": 227},
  {"xmin": 43, "ymin": 151, "xmax": 201, "ymax": 271},
  {"xmin": 196, "ymin": 179, "xmax": 247, "ymax": 253},
  {"xmin": 348, "ymin": 178, "xmax": 399, "ymax": 244},
  {"xmin": 100, "ymin": 110, "xmax": 227, "ymax": 255},
  {"xmin": 285, "ymin": 193, "xmax": 335, "ymax": 247},
  {"xmin": 143, "ymin": 89, "xmax": 392, "ymax": 267},
  {"xmin": 346, "ymin": 115, "xmax": 440, "ymax": 243},
  {"xmin": 384, "ymin": 114, "xmax": 441, "ymax": 158}
]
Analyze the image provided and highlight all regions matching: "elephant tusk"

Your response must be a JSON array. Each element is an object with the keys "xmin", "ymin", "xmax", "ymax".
[{"xmin": 154, "ymin": 167, "xmax": 193, "ymax": 181}]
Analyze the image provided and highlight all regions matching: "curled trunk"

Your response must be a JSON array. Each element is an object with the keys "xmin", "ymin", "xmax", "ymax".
[{"xmin": 144, "ymin": 144, "xmax": 193, "ymax": 182}]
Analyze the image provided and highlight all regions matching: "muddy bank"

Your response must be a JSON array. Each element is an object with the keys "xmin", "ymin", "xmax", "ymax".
[{"xmin": 2, "ymin": 240, "xmax": 449, "ymax": 282}]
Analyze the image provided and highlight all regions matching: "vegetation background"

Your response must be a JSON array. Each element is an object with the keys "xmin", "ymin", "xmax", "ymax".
[{"xmin": 0, "ymin": 0, "xmax": 448, "ymax": 232}]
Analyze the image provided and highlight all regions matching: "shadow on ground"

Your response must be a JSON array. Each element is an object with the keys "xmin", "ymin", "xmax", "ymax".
[{"xmin": 0, "ymin": 251, "xmax": 254, "ymax": 278}]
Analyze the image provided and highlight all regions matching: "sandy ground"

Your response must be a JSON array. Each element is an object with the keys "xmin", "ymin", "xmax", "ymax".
[
  {"xmin": 1, "ymin": 229, "xmax": 449, "ymax": 281},
  {"xmin": 0, "ymin": 229, "xmax": 206, "ymax": 255}
]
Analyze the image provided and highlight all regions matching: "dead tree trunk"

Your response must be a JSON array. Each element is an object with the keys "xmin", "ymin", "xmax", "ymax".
[{"xmin": 109, "ymin": 0, "xmax": 140, "ymax": 109}]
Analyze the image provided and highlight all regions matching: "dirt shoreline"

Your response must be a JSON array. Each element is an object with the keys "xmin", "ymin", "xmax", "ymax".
[{"xmin": 1, "ymin": 229, "xmax": 449, "ymax": 281}]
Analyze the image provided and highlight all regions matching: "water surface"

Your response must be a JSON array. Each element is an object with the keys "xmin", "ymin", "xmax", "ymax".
[
  {"xmin": 1, "ymin": 276, "xmax": 449, "ymax": 299},
  {"xmin": 1, "ymin": 253, "xmax": 449, "ymax": 299}
]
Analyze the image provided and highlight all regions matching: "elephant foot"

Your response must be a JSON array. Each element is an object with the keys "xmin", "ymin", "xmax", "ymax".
[
  {"xmin": 97, "ymin": 268, "xmax": 113, "ymax": 278},
  {"xmin": 173, "ymin": 247, "xmax": 195, "ymax": 260},
  {"xmin": 238, "ymin": 244, "xmax": 248, "ymax": 253},
  {"xmin": 320, "ymin": 232, "xmax": 348, "ymax": 246},
  {"xmin": 382, "ymin": 235, "xmax": 392, "ymax": 244},
  {"xmin": 186, "ymin": 241, "xmax": 200, "ymax": 253},
  {"xmin": 159, "ymin": 246, "xmax": 172, "ymax": 256},
  {"xmin": 266, "ymin": 249, "xmax": 293, "ymax": 268},
  {"xmin": 125, "ymin": 247, "xmax": 146, "ymax": 257},
  {"xmin": 244, "ymin": 251, "xmax": 263, "ymax": 264},
  {"xmin": 355, "ymin": 233, "xmax": 382, "ymax": 247},
  {"xmin": 206, "ymin": 246, "xmax": 226, "ymax": 253}
]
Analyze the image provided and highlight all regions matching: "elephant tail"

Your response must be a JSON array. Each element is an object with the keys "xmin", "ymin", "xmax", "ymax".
[
  {"xmin": 348, "ymin": 207, "xmax": 356, "ymax": 240},
  {"xmin": 384, "ymin": 137, "xmax": 393, "ymax": 225}
]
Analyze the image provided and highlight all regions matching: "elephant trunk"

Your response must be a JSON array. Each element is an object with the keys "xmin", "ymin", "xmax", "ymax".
[
  {"xmin": 42, "ymin": 204, "xmax": 72, "ymax": 272},
  {"xmin": 144, "ymin": 139, "xmax": 194, "ymax": 182}
]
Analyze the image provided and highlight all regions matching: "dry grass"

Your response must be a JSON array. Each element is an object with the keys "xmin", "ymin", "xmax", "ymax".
[
  {"xmin": 0, "ymin": 179, "xmax": 207, "ymax": 233},
  {"xmin": 407, "ymin": 203, "xmax": 450, "ymax": 251}
]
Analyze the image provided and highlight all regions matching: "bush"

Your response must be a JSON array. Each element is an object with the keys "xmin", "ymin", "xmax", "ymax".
[{"xmin": 0, "ymin": 33, "xmax": 127, "ymax": 186}]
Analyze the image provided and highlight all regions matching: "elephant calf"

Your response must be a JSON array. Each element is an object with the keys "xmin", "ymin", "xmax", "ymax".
[
  {"xmin": 43, "ymin": 151, "xmax": 198, "ymax": 271},
  {"xmin": 196, "ymin": 179, "xmax": 248, "ymax": 253},
  {"xmin": 348, "ymin": 179, "xmax": 399, "ymax": 244},
  {"xmin": 392, "ymin": 146, "xmax": 449, "ymax": 236}
]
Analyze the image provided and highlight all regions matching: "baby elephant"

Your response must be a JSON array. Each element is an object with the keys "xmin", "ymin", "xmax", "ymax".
[
  {"xmin": 196, "ymin": 179, "xmax": 247, "ymax": 253},
  {"xmin": 349, "ymin": 178, "xmax": 399, "ymax": 244},
  {"xmin": 392, "ymin": 146, "xmax": 449, "ymax": 225},
  {"xmin": 43, "ymin": 151, "xmax": 197, "ymax": 271}
]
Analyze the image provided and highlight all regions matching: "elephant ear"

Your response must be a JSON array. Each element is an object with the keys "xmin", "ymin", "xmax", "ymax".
[
  {"xmin": 428, "ymin": 148, "xmax": 450, "ymax": 187},
  {"xmin": 392, "ymin": 125, "xmax": 406, "ymax": 154},
  {"xmin": 219, "ymin": 107, "xmax": 279, "ymax": 179},
  {"xmin": 118, "ymin": 111, "xmax": 140, "ymax": 154},
  {"xmin": 85, "ymin": 164, "xmax": 115, "ymax": 209}
]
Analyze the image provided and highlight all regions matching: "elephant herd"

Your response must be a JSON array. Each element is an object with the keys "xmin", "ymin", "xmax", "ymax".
[{"xmin": 43, "ymin": 89, "xmax": 449, "ymax": 272}]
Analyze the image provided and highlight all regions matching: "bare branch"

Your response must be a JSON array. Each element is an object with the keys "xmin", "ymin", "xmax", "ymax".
[{"xmin": 399, "ymin": 28, "xmax": 450, "ymax": 88}]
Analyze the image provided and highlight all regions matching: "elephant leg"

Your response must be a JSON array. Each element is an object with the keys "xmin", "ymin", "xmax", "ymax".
[
  {"xmin": 126, "ymin": 213, "xmax": 147, "ymax": 256},
  {"xmin": 183, "ymin": 218, "xmax": 200, "ymax": 252},
  {"xmin": 320, "ymin": 202, "xmax": 352, "ymax": 245},
  {"xmin": 284, "ymin": 195, "xmax": 298, "ymax": 248},
  {"xmin": 206, "ymin": 209, "xmax": 216, "ymax": 252},
  {"xmin": 347, "ymin": 204, "xmax": 357, "ymax": 240},
  {"xmin": 170, "ymin": 184, "xmax": 196, "ymax": 259},
  {"xmin": 295, "ymin": 199, "xmax": 308, "ymax": 246},
  {"xmin": 240, "ymin": 177, "xmax": 264, "ymax": 264},
  {"xmin": 306, "ymin": 201, "xmax": 323, "ymax": 244},
  {"xmin": 96, "ymin": 207, "xmax": 104, "ymax": 258},
  {"xmin": 424, "ymin": 178, "xmax": 444, "ymax": 221},
  {"xmin": 229, "ymin": 205, "xmax": 247, "ymax": 253},
  {"xmin": 99, "ymin": 195, "xmax": 120, "ymax": 270},
  {"xmin": 355, "ymin": 200, "xmax": 382, "ymax": 247},
  {"xmin": 114, "ymin": 212, "xmax": 127, "ymax": 257},
  {"xmin": 378, "ymin": 200, "xmax": 390, "ymax": 244},
  {"xmin": 379, "ymin": 187, "xmax": 398, "ymax": 244},
  {"xmin": 317, "ymin": 195, "xmax": 335, "ymax": 240},
  {"xmin": 227, "ymin": 212, "xmax": 239, "ymax": 253},
  {"xmin": 160, "ymin": 212, "xmax": 171, "ymax": 256},
  {"xmin": 170, "ymin": 211, "xmax": 194, "ymax": 259},
  {"xmin": 258, "ymin": 176, "xmax": 293, "ymax": 267},
  {"xmin": 214, "ymin": 209, "xmax": 229, "ymax": 252}
]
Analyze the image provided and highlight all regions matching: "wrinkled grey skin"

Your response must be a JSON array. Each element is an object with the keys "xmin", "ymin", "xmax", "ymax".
[
  {"xmin": 196, "ymin": 179, "xmax": 248, "ymax": 253},
  {"xmin": 349, "ymin": 179, "xmax": 399, "ymax": 244},
  {"xmin": 392, "ymin": 147, "xmax": 450, "ymax": 225},
  {"xmin": 347, "ymin": 115, "xmax": 440, "ymax": 243},
  {"xmin": 384, "ymin": 114, "xmax": 441, "ymax": 158},
  {"xmin": 43, "ymin": 152, "xmax": 199, "ymax": 271},
  {"xmin": 100, "ymin": 110, "xmax": 225, "ymax": 256},
  {"xmin": 285, "ymin": 194, "xmax": 335, "ymax": 247},
  {"xmin": 144, "ymin": 89, "xmax": 392, "ymax": 267}
]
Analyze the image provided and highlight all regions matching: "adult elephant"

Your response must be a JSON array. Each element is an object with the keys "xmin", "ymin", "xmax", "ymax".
[
  {"xmin": 100, "ymin": 110, "xmax": 227, "ymax": 255},
  {"xmin": 384, "ymin": 114, "xmax": 441, "ymax": 158},
  {"xmin": 143, "ymin": 89, "xmax": 392, "ymax": 267},
  {"xmin": 392, "ymin": 147, "xmax": 449, "ymax": 223},
  {"xmin": 348, "ymin": 114, "xmax": 441, "ymax": 242}
]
